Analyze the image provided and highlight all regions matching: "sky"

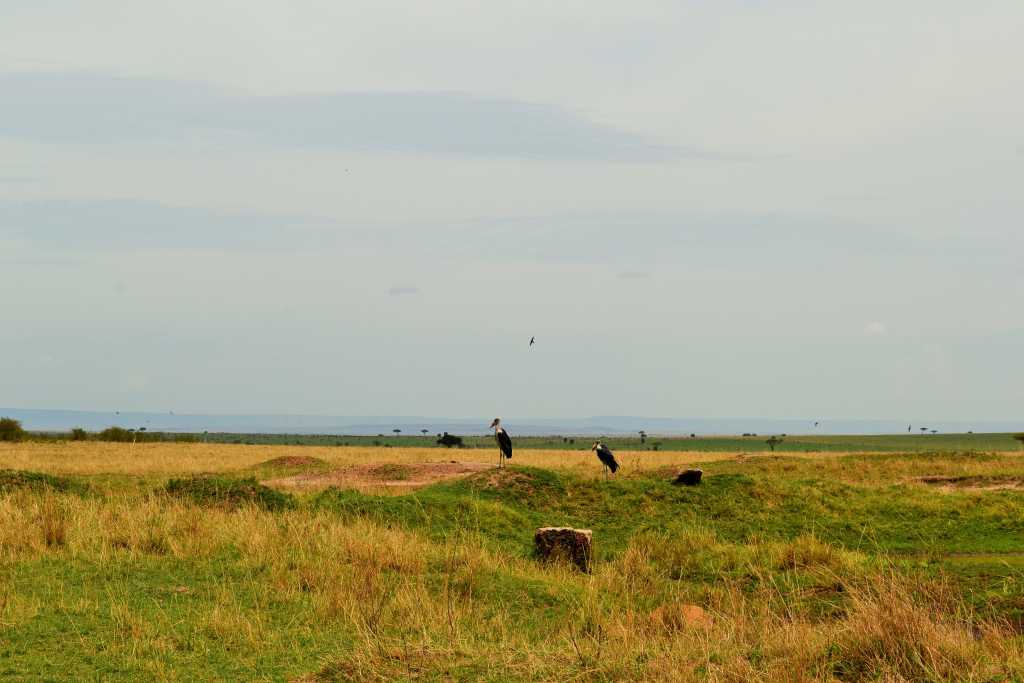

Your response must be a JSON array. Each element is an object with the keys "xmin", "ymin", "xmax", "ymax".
[{"xmin": 1, "ymin": 1, "xmax": 1022, "ymax": 422}]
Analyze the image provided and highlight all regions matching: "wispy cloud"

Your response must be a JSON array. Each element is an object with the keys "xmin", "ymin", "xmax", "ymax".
[
  {"xmin": 864, "ymin": 321, "xmax": 888, "ymax": 336},
  {"xmin": 0, "ymin": 73, "xmax": 696, "ymax": 161},
  {"xmin": 617, "ymin": 270, "xmax": 652, "ymax": 279},
  {"xmin": 0, "ymin": 199, "xmax": 352, "ymax": 251},
  {"xmin": 387, "ymin": 285, "xmax": 420, "ymax": 296}
]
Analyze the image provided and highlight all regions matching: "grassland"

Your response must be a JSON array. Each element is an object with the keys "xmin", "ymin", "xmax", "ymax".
[
  {"xmin": 1, "ymin": 441, "xmax": 1023, "ymax": 681},
  {"xmin": 31, "ymin": 429, "xmax": 1024, "ymax": 453}
]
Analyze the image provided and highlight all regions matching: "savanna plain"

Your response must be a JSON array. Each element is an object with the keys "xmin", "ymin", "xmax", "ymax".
[{"xmin": 1, "ymin": 437, "xmax": 1023, "ymax": 681}]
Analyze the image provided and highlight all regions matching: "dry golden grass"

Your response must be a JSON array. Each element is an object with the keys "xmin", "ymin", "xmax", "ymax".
[
  {"xmin": 0, "ymin": 440, "xmax": 743, "ymax": 476},
  {"xmin": 0, "ymin": 440, "xmax": 907, "ymax": 477}
]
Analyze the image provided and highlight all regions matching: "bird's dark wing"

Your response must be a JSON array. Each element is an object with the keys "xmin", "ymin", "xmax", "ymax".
[
  {"xmin": 596, "ymin": 445, "xmax": 619, "ymax": 473},
  {"xmin": 496, "ymin": 429, "xmax": 513, "ymax": 458}
]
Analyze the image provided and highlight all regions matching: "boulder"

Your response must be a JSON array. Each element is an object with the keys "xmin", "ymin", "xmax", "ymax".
[
  {"xmin": 534, "ymin": 526, "xmax": 592, "ymax": 572},
  {"xmin": 673, "ymin": 469, "xmax": 703, "ymax": 486}
]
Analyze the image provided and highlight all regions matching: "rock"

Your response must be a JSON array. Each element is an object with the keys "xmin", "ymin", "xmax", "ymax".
[
  {"xmin": 673, "ymin": 469, "xmax": 703, "ymax": 486},
  {"xmin": 534, "ymin": 526, "xmax": 593, "ymax": 572}
]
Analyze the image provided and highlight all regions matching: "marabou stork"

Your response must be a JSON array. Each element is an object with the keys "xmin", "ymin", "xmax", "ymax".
[
  {"xmin": 591, "ymin": 441, "xmax": 620, "ymax": 479},
  {"xmin": 489, "ymin": 418, "xmax": 513, "ymax": 468}
]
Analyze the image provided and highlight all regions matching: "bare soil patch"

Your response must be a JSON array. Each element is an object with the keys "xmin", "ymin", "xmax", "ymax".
[
  {"xmin": 263, "ymin": 460, "xmax": 491, "ymax": 492},
  {"xmin": 914, "ymin": 475, "xmax": 1024, "ymax": 491}
]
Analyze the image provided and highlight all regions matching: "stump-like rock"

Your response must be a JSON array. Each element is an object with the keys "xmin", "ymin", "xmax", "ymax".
[
  {"xmin": 673, "ymin": 469, "xmax": 703, "ymax": 486},
  {"xmin": 534, "ymin": 526, "xmax": 592, "ymax": 572}
]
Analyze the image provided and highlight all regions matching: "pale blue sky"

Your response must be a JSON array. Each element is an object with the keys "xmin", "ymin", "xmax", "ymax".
[{"xmin": 1, "ymin": 1, "xmax": 1021, "ymax": 421}]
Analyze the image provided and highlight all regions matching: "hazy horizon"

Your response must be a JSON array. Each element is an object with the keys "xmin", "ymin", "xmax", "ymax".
[
  {"xmin": 3, "ymin": 407, "xmax": 1019, "ymax": 437},
  {"xmin": 2, "ymin": 2, "xmax": 1022, "ymax": 421}
]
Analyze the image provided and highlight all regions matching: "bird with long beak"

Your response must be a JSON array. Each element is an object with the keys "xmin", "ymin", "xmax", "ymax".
[
  {"xmin": 490, "ymin": 418, "xmax": 513, "ymax": 468},
  {"xmin": 592, "ymin": 441, "xmax": 620, "ymax": 480}
]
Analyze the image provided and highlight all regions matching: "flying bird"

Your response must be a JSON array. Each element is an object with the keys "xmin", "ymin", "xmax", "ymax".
[
  {"xmin": 529, "ymin": 336, "xmax": 535, "ymax": 347},
  {"xmin": 489, "ymin": 418, "xmax": 513, "ymax": 468},
  {"xmin": 591, "ymin": 441, "xmax": 620, "ymax": 480}
]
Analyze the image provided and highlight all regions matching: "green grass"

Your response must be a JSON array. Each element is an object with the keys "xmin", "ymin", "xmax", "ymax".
[
  {"xmin": 312, "ymin": 462, "xmax": 1024, "ymax": 558},
  {"xmin": 0, "ymin": 469, "xmax": 89, "ymax": 496}
]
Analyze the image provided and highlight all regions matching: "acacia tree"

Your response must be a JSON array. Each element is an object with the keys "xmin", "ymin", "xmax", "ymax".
[
  {"xmin": 766, "ymin": 435, "xmax": 784, "ymax": 452},
  {"xmin": 638, "ymin": 430, "xmax": 647, "ymax": 443},
  {"xmin": 0, "ymin": 417, "xmax": 25, "ymax": 442},
  {"xmin": 420, "ymin": 429, "xmax": 429, "ymax": 436},
  {"xmin": 392, "ymin": 429, "xmax": 402, "ymax": 438}
]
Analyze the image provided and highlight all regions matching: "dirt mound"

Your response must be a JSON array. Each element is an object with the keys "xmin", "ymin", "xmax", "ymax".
[
  {"xmin": 915, "ymin": 475, "xmax": 1024, "ymax": 491},
  {"xmin": 469, "ymin": 468, "xmax": 537, "ymax": 490},
  {"xmin": 264, "ymin": 461, "xmax": 491, "ymax": 492},
  {"xmin": 260, "ymin": 455, "xmax": 327, "ymax": 468},
  {"xmin": 163, "ymin": 476, "xmax": 295, "ymax": 511}
]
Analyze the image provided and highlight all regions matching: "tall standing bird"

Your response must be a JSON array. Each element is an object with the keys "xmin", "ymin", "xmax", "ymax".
[
  {"xmin": 591, "ymin": 441, "xmax": 620, "ymax": 480},
  {"xmin": 529, "ymin": 336, "xmax": 535, "ymax": 347},
  {"xmin": 490, "ymin": 418, "xmax": 513, "ymax": 468}
]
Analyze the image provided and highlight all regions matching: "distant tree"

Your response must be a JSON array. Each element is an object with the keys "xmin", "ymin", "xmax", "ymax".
[
  {"xmin": 70, "ymin": 428, "xmax": 88, "ymax": 441},
  {"xmin": 392, "ymin": 429, "xmax": 402, "ymax": 438},
  {"xmin": 0, "ymin": 417, "xmax": 26, "ymax": 442},
  {"xmin": 638, "ymin": 430, "xmax": 647, "ymax": 443},
  {"xmin": 920, "ymin": 427, "xmax": 928, "ymax": 434},
  {"xmin": 1014, "ymin": 434, "xmax": 1024, "ymax": 450},
  {"xmin": 930, "ymin": 429, "xmax": 937, "ymax": 435},
  {"xmin": 766, "ymin": 436, "xmax": 784, "ymax": 452},
  {"xmin": 98, "ymin": 426, "xmax": 133, "ymax": 442},
  {"xmin": 420, "ymin": 429, "xmax": 429, "ymax": 436}
]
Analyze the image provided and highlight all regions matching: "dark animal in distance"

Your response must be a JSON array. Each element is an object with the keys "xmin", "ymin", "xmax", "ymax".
[
  {"xmin": 490, "ymin": 418, "xmax": 513, "ymax": 468},
  {"xmin": 592, "ymin": 441, "xmax": 619, "ymax": 479},
  {"xmin": 529, "ymin": 336, "xmax": 535, "ymax": 347},
  {"xmin": 436, "ymin": 432, "xmax": 464, "ymax": 448}
]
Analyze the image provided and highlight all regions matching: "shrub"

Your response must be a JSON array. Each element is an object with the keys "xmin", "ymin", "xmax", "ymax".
[
  {"xmin": 70, "ymin": 428, "xmax": 88, "ymax": 441},
  {"xmin": 1014, "ymin": 433, "xmax": 1024, "ymax": 449},
  {"xmin": 0, "ymin": 417, "xmax": 26, "ymax": 442},
  {"xmin": 0, "ymin": 469, "xmax": 88, "ymax": 495},
  {"xmin": 162, "ymin": 476, "xmax": 295, "ymax": 511},
  {"xmin": 97, "ymin": 426, "xmax": 134, "ymax": 442}
]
